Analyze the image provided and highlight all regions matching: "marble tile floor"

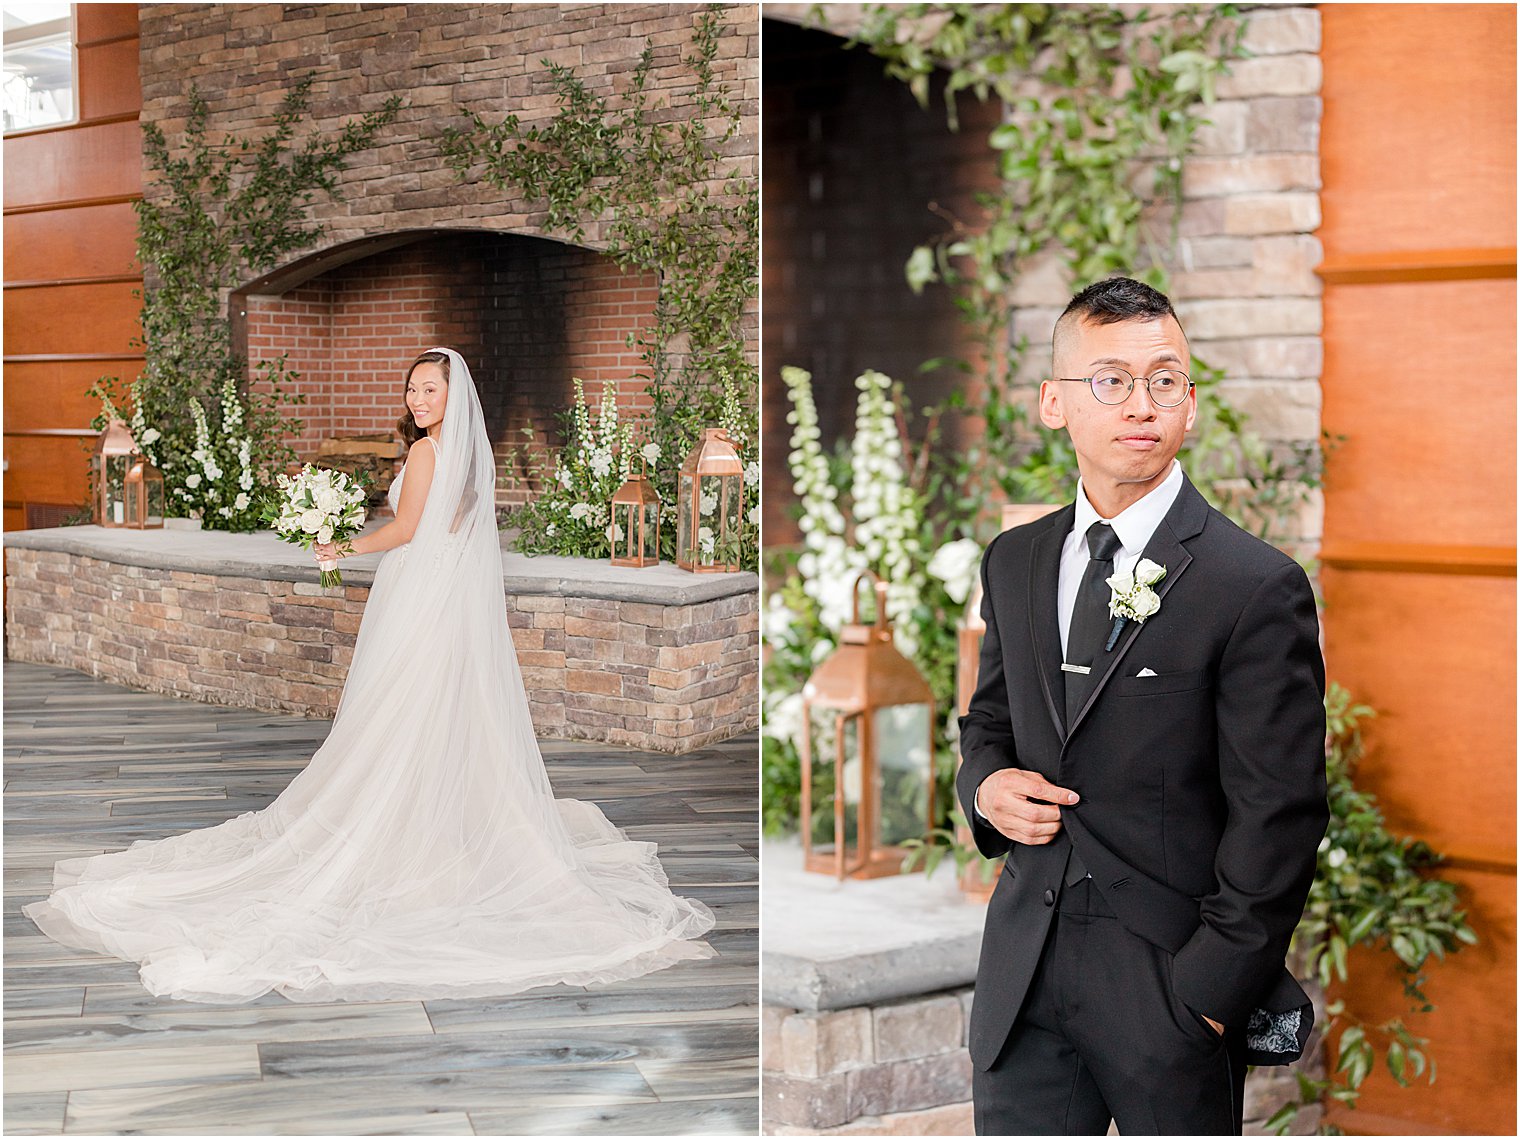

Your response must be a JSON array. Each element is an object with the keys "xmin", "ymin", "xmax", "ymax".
[{"xmin": 3, "ymin": 663, "xmax": 759, "ymax": 1136}]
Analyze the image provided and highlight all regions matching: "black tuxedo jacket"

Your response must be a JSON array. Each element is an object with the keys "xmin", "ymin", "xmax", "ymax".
[{"xmin": 957, "ymin": 475, "xmax": 1328, "ymax": 1071}]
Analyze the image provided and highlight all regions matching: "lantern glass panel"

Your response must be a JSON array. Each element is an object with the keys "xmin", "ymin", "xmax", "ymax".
[
  {"xmin": 805, "ymin": 706, "xmax": 860, "ymax": 855},
  {"xmin": 639, "ymin": 502, "xmax": 659, "ymax": 560},
  {"xmin": 146, "ymin": 474, "xmax": 164, "ymax": 526},
  {"xmin": 676, "ymin": 471, "xmax": 695, "ymax": 563},
  {"xmin": 104, "ymin": 454, "xmax": 131, "ymax": 525},
  {"xmin": 873, "ymin": 702, "xmax": 932, "ymax": 848}
]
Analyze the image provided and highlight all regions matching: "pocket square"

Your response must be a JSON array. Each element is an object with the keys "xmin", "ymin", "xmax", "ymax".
[{"xmin": 1135, "ymin": 667, "xmax": 1158, "ymax": 677}]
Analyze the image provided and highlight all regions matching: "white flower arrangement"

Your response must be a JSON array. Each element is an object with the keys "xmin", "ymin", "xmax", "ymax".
[
  {"xmin": 1104, "ymin": 558, "xmax": 1166, "ymax": 649},
  {"xmin": 266, "ymin": 465, "xmax": 368, "ymax": 587},
  {"xmin": 168, "ymin": 376, "xmax": 265, "ymax": 531}
]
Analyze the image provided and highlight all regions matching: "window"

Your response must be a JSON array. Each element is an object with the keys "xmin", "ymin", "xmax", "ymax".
[{"xmin": 4, "ymin": 1, "xmax": 74, "ymax": 133}]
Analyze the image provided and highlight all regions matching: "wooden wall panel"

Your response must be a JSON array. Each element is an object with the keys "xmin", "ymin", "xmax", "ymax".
[
  {"xmin": 1320, "ymin": 4, "xmax": 1515, "ymax": 256},
  {"xmin": 3, "ymin": 283, "xmax": 142, "ymax": 358},
  {"xmin": 3, "ymin": 202, "xmax": 140, "ymax": 283},
  {"xmin": 3, "ymin": 5, "xmax": 140, "ymax": 531},
  {"xmin": 1335, "ymin": 865, "xmax": 1516, "ymax": 1135},
  {"xmin": 1321, "ymin": 566, "xmax": 1515, "ymax": 863},
  {"xmin": 3, "ymin": 361, "xmax": 141, "ymax": 429},
  {"xmin": 2, "ymin": 119, "xmax": 142, "ymax": 210},
  {"xmin": 0, "ymin": 436, "xmax": 94, "ymax": 506},
  {"xmin": 76, "ymin": 3, "xmax": 140, "ymax": 43},
  {"xmin": 1319, "ymin": 4, "xmax": 1515, "ymax": 1134},
  {"xmin": 77, "ymin": 38, "xmax": 143, "ymax": 123},
  {"xmin": 1321, "ymin": 278, "xmax": 1516, "ymax": 548}
]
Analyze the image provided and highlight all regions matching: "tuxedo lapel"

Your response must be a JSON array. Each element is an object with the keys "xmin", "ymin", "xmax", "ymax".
[
  {"xmin": 1027, "ymin": 507, "xmax": 1071, "ymax": 741},
  {"xmin": 1064, "ymin": 478, "xmax": 1209, "ymax": 739}
]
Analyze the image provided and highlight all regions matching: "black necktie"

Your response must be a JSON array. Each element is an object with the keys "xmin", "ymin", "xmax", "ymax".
[
  {"xmin": 1063, "ymin": 521, "xmax": 1124, "ymax": 726},
  {"xmin": 1061, "ymin": 521, "xmax": 1123, "ymax": 887}
]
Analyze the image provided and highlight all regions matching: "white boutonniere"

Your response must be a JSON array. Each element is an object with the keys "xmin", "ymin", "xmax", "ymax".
[{"xmin": 1104, "ymin": 558, "xmax": 1166, "ymax": 650}]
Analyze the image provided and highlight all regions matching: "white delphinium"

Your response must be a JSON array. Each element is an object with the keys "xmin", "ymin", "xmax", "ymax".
[
  {"xmin": 590, "ymin": 448, "xmax": 613, "ymax": 479},
  {"xmin": 745, "ymin": 460, "xmax": 759, "ymax": 487},
  {"xmin": 927, "ymin": 538, "xmax": 984, "ymax": 606},
  {"xmin": 782, "ymin": 366, "xmax": 863, "ymax": 634},
  {"xmin": 850, "ymin": 370, "xmax": 926, "ymax": 653}
]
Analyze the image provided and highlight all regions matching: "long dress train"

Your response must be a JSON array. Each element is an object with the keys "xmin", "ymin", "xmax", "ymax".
[{"xmin": 23, "ymin": 348, "xmax": 715, "ymax": 1003}]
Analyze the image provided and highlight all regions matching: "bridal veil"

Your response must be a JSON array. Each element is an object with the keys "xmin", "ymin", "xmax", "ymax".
[{"xmin": 24, "ymin": 348, "xmax": 716, "ymax": 1003}]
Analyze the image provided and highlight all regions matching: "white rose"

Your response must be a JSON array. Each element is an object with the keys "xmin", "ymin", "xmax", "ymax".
[
  {"xmin": 316, "ymin": 525, "xmax": 333, "ymax": 545},
  {"xmin": 700, "ymin": 491, "xmax": 718, "ymax": 516},
  {"xmin": 1135, "ymin": 558, "xmax": 1166, "ymax": 586},
  {"xmin": 569, "ymin": 503, "xmax": 592, "ymax": 522},
  {"xmin": 747, "ymin": 505, "xmax": 759, "ymax": 527},
  {"xmin": 139, "ymin": 428, "xmax": 161, "ymax": 445},
  {"xmin": 1130, "ymin": 587, "xmax": 1161, "ymax": 619},
  {"xmin": 1105, "ymin": 568, "xmax": 1135, "ymax": 596},
  {"xmin": 184, "ymin": 473, "xmax": 202, "ymax": 489},
  {"xmin": 300, "ymin": 508, "xmax": 325, "ymax": 534},
  {"xmin": 233, "ymin": 493, "xmax": 250, "ymax": 512},
  {"xmin": 1326, "ymin": 847, "xmax": 1348, "ymax": 869},
  {"xmin": 641, "ymin": 443, "xmax": 661, "ymax": 465}
]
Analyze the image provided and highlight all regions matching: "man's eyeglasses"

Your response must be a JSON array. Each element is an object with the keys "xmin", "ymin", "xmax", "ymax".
[{"xmin": 1055, "ymin": 368, "xmax": 1193, "ymax": 408}]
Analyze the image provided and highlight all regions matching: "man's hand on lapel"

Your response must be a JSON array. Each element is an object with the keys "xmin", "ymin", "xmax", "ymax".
[
  {"xmin": 975, "ymin": 768, "xmax": 1080, "ymax": 846},
  {"xmin": 1203, "ymin": 1014, "xmax": 1225, "ymax": 1036}
]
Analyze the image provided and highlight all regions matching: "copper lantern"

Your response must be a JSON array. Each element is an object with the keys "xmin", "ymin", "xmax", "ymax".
[
  {"xmin": 675, "ymin": 428, "xmax": 744, "ymax": 573},
  {"xmin": 954, "ymin": 504, "xmax": 1062, "ymax": 898},
  {"xmin": 92, "ymin": 419, "xmax": 138, "ymax": 528},
  {"xmin": 799, "ymin": 570, "xmax": 935, "ymax": 879},
  {"xmin": 122, "ymin": 457, "xmax": 166, "ymax": 529},
  {"xmin": 610, "ymin": 461, "xmax": 660, "ymax": 568}
]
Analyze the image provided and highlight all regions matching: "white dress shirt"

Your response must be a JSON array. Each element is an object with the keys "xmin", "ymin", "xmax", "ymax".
[
  {"xmin": 974, "ymin": 460, "xmax": 1184, "ymax": 823},
  {"xmin": 1059, "ymin": 459, "xmax": 1185, "ymax": 657}
]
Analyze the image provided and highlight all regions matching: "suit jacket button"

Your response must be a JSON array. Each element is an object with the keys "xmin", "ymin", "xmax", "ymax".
[{"xmin": 1042, "ymin": 888, "xmax": 1055, "ymax": 906}]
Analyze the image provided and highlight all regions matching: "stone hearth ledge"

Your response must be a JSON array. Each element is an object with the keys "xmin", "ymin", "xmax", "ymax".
[
  {"xmin": 761, "ymin": 838, "xmax": 985, "ymax": 1011},
  {"xmin": 1, "ymin": 524, "xmax": 754, "ymax": 605},
  {"xmin": 3, "ymin": 526, "xmax": 758, "ymax": 754}
]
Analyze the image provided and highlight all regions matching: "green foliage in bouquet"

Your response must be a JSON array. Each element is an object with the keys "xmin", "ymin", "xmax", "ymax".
[
  {"xmin": 441, "ymin": 5, "xmax": 757, "ymax": 550},
  {"xmin": 102, "ymin": 75, "xmax": 401, "ymax": 522}
]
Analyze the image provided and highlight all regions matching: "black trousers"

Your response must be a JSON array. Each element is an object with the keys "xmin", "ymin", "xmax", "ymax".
[{"xmin": 972, "ymin": 876, "xmax": 1248, "ymax": 1136}]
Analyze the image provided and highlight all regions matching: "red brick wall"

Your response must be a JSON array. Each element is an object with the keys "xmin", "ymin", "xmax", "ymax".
[{"xmin": 244, "ymin": 232, "xmax": 656, "ymax": 502}]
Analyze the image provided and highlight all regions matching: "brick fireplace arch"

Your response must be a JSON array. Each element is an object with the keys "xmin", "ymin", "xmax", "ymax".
[{"xmin": 235, "ymin": 228, "xmax": 657, "ymax": 506}]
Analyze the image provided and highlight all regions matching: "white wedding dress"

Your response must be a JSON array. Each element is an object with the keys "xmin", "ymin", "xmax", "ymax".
[{"xmin": 24, "ymin": 348, "xmax": 715, "ymax": 1003}]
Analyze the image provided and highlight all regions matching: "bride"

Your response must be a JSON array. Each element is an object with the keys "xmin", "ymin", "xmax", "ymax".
[{"xmin": 24, "ymin": 348, "xmax": 716, "ymax": 1003}]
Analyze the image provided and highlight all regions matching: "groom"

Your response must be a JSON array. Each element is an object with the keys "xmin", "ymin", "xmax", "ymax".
[{"xmin": 958, "ymin": 277, "xmax": 1327, "ymax": 1135}]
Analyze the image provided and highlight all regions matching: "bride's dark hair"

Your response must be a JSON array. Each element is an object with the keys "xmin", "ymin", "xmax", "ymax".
[{"xmin": 397, "ymin": 350, "xmax": 451, "ymax": 446}]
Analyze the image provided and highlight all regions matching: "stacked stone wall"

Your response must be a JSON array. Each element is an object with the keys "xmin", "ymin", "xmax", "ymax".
[{"xmin": 4, "ymin": 546, "xmax": 757, "ymax": 753}]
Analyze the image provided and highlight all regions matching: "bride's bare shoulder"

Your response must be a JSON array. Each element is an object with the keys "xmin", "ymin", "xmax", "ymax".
[{"xmin": 407, "ymin": 438, "xmax": 438, "ymax": 465}]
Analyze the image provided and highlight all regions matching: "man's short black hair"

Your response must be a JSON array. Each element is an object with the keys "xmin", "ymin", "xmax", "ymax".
[{"xmin": 1053, "ymin": 276, "xmax": 1186, "ymax": 362}]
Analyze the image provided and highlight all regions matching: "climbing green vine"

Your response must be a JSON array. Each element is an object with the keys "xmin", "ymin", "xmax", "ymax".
[
  {"xmin": 94, "ymin": 75, "xmax": 401, "ymax": 527},
  {"xmin": 441, "ymin": 3, "xmax": 758, "ymax": 563},
  {"xmin": 840, "ymin": 3, "xmax": 1319, "ymax": 545}
]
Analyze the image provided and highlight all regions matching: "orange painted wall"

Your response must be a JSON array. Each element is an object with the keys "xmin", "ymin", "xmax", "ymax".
[
  {"xmin": 3, "ymin": 4, "xmax": 143, "ymax": 530},
  {"xmin": 1318, "ymin": 5, "xmax": 1515, "ymax": 1134}
]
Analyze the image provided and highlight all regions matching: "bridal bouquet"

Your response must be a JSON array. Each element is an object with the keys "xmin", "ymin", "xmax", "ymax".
[{"xmin": 263, "ymin": 465, "xmax": 368, "ymax": 587}]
